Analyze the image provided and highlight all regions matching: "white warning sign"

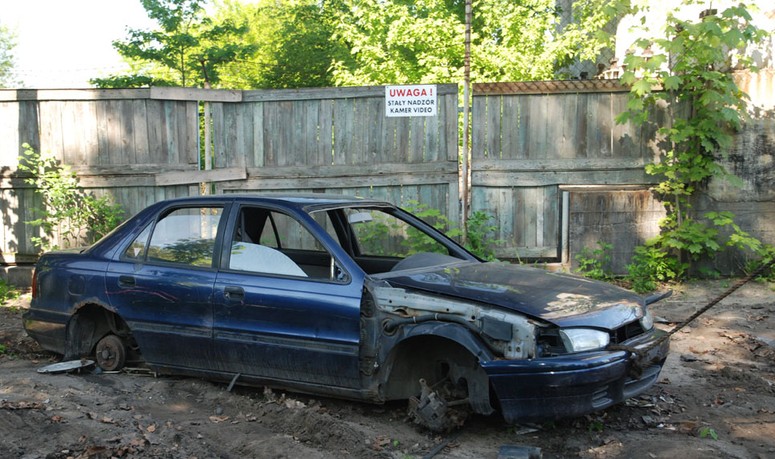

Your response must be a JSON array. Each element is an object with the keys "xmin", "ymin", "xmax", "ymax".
[{"xmin": 385, "ymin": 85, "xmax": 437, "ymax": 117}]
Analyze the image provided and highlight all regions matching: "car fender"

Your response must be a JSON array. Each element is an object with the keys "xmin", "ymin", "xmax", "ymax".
[
  {"xmin": 390, "ymin": 321, "xmax": 496, "ymax": 363},
  {"xmin": 377, "ymin": 320, "xmax": 495, "ymax": 415}
]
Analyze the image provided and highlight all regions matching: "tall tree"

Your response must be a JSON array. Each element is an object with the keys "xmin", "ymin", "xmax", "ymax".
[
  {"xmin": 0, "ymin": 24, "xmax": 18, "ymax": 88},
  {"xmin": 216, "ymin": 0, "xmax": 344, "ymax": 89},
  {"xmin": 329, "ymin": 0, "xmax": 634, "ymax": 85},
  {"xmin": 92, "ymin": 0, "xmax": 255, "ymax": 88}
]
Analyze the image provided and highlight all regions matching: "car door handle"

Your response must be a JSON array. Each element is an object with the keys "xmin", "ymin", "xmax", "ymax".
[
  {"xmin": 224, "ymin": 286, "xmax": 244, "ymax": 302},
  {"xmin": 118, "ymin": 275, "xmax": 136, "ymax": 287}
]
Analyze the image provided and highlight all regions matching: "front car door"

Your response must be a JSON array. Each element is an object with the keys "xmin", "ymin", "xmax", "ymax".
[{"xmin": 212, "ymin": 204, "xmax": 363, "ymax": 389}]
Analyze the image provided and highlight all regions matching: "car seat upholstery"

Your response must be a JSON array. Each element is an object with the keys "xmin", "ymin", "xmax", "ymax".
[{"xmin": 230, "ymin": 242, "xmax": 308, "ymax": 277}]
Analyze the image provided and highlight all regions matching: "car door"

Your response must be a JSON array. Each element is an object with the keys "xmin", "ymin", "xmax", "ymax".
[
  {"xmin": 212, "ymin": 204, "xmax": 363, "ymax": 389},
  {"xmin": 106, "ymin": 205, "xmax": 226, "ymax": 371}
]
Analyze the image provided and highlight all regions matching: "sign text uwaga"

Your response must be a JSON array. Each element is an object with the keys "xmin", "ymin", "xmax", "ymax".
[{"xmin": 385, "ymin": 85, "xmax": 437, "ymax": 117}]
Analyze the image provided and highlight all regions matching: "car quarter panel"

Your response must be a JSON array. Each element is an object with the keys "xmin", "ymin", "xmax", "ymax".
[{"xmin": 24, "ymin": 254, "xmax": 110, "ymax": 354}]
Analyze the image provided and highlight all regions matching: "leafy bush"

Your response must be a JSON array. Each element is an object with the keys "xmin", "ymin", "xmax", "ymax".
[
  {"xmin": 575, "ymin": 242, "xmax": 613, "ymax": 281},
  {"xmin": 465, "ymin": 211, "xmax": 501, "ymax": 261},
  {"xmin": 17, "ymin": 144, "xmax": 125, "ymax": 251},
  {"xmin": 745, "ymin": 244, "xmax": 775, "ymax": 282},
  {"xmin": 402, "ymin": 201, "xmax": 461, "ymax": 255},
  {"xmin": 626, "ymin": 243, "xmax": 687, "ymax": 293},
  {"xmin": 0, "ymin": 278, "xmax": 19, "ymax": 305},
  {"xmin": 617, "ymin": 3, "xmax": 769, "ymax": 289}
]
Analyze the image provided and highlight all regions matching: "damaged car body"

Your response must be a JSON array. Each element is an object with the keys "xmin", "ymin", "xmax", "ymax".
[{"xmin": 24, "ymin": 194, "xmax": 670, "ymax": 431}]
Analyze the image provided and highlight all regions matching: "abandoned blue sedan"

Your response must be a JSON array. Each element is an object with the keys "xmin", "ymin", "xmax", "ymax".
[{"xmin": 24, "ymin": 194, "xmax": 670, "ymax": 431}]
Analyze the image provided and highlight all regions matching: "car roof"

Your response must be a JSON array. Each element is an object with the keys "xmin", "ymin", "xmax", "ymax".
[{"xmin": 157, "ymin": 193, "xmax": 393, "ymax": 210}]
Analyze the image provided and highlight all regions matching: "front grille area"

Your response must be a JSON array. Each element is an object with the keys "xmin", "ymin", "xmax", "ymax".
[
  {"xmin": 536, "ymin": 328, "xmax": 564, "ymax": 356},
  {"xmin": 610, "ymin": 321, "xmax": 646, "ymax": 344}
]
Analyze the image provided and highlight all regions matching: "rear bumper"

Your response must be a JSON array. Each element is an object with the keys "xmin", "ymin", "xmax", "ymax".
[
  {"xmin": 483, "ymin": 329, "xmax": 669, "ymax": 423},
  {"xmin": 22, "ymin": 309, "xmax": 68, "ymax": 355}
]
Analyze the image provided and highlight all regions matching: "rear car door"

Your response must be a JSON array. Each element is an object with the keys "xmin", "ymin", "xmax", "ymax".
[
  {"xmin": 212, "ymin": 204, "xmax": 363, "ymax": 388},
  {"xmin": 106, "ymin": 205, "xmax": 226, "ymax": 370}
]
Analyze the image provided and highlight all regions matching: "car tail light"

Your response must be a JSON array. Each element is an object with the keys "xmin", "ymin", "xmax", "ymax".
[{"xmin": 30, "ymin": 268, "xmax": 37, "ymax": 299}]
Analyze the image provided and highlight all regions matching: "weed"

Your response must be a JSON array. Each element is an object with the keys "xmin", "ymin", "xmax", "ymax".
[
  {"xmin": 465, "ymin": 211, "xmax": 502, "ymax": 261},
  {"xmin": 575, "ymin": 242, "xmax": 613, "ymax": 281},
  {"xmin": 698, "ymin": 426, "xmax": 718, "ymax": 440},
  {"xmin": 0, "ymin": 278, "xmax": 19, "ymax": 305},
  {"xmin": 617, "ymin": 4, "xmax": 769, "ymax": 288}
]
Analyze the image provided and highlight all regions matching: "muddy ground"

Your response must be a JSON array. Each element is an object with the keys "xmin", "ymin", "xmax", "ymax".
[{"xmin": 1, "ymin": 280, "xmax": 774, "ymax": 459}]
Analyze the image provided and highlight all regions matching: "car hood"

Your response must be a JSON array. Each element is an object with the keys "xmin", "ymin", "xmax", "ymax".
[{"xmin": 380, "ymin": 261, "xmax": 645, "ymax": 329}]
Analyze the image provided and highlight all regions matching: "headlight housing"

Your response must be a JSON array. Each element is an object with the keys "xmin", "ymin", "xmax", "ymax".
[
  {"xmin": 559, "ymin": 328, "xmax": 610, "ymax": 353},
  {"xmin": 640, "ymin": 308, "xmax": 655, "ymax": 331}
]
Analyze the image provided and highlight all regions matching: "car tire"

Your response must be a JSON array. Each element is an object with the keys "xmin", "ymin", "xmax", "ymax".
[{"xmin": 95, "ymin": 334, "xmax": 127, "ymax": 371}]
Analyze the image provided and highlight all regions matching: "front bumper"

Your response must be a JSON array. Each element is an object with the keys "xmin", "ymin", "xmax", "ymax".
[{"xmin": 483, "ymin": 329, "xmax": 669, "ymax": 423}]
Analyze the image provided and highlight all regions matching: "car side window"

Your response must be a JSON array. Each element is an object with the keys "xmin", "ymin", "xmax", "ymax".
[
  {"xmin": 229, "ymin": 207, "xmax": 342, "ymax": 280},
  {"xmin": 345, "ymin": 208, "xmax": 449, "ymax": 258},
  {"xmin": 123, "ymin": 224, "xmax": 152, "ymax": 260},
  {"xmin": 126, "ymin": 207, "xmax": 223, "ymax": 268}
]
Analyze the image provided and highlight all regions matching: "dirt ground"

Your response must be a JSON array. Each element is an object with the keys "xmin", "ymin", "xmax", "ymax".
[{"xmin": 1, "ymin": 279, "xmax": 774, "ymax": 459}]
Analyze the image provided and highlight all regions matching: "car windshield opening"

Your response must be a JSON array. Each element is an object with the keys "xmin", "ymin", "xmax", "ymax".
[{"xmin": 312, "ymin": 206, "xmax": 466, "ymax": 274}]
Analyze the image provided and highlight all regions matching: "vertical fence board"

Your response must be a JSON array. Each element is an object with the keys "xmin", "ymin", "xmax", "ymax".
[
  {"xmin": 146, "ymin": 100, "xmax": 165, "ymax": 163},
  {"xmin": 486, "ymin": 96, "xmax": 501, "ymax": 160},
  {"xmin": 132, "ymin": 100, "xmax": 150, "ymax": 165},
  {"xmin": 39, "ymin": 102, "xmax": 64, "ymax": 161},
  {"xmin": 317, "ymin": 100, "xmax": 333, "ymax": 166}
]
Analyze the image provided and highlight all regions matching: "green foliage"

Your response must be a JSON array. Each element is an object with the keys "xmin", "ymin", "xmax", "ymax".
[
  {"xmin": 465, "ymin": 211, "xmax": 501, "ymax": 261},
  {"xmin": 402, "ymin": 200, "xmax": 461, "ymax": 255},
  {"xmin": 216, "ymin": 0, "xmax": 343, "ymax": 89},
  {"xmin": 575, "ymin": 241, "xmax": 613, "ymax": 281},
  {"xmin": 698, "ymin": 426, "xmax": 719, "ymax": 441},
  {"xmin": 92, "ymin": 0, "xmax": 634, "ymax": 89},
  {"xmin": 404, "ymin": 203, "xmax": 505, "ymax": 260},
  {"xmin": 626, "ymin": 243, "xmax": 687, "ymax": 293},
  {"xmin": 745, "ymin": 244, "xmax": 775, "ymax": 282},
  {"xmin": 0, "ymin": 24, "xmax": 18, "ymax": 87},
  {"xmin": 625, "ymin": 209, "xmax": 768, "ymax": 293},
  {"xmin": 329, "ymin": 0, "xmax": 635, "ymax": 85},
  {"xmin": 349, "ymin": 202, "xmax": 500, "ymax": 261},
  {"xmin": 617, "ymin": 2, "xmax": 770, "ymax": 288},
  {"xmin": 587, "ymin": 419, "xmax": 605, "ymax": 433},
  {"xmin": 0, "ymin": 278, "xmax": 19, "ymax": 305},
  {"xmin": 16, "ymin": 144, "xmax": 124, "ymax": 252},
  {"xmin": 92, "ymin": 0, "xmax": 255, "ymax": 88}
]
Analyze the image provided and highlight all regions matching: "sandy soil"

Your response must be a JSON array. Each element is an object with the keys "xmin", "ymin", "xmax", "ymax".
[{"xmin": 1, "ymin": 279, "xmax": 774, "ymax": 459}]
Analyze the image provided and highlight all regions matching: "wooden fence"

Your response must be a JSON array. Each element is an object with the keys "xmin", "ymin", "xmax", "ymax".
[
  {"xmin": 2, "ymin": 74, "xmax": 773, "ymax": 277},
  {"xmin": 470, "ymin": 80, "xmax": 664, "ymax": 263},
  {"xmin": 0, "ymin": 85, "xmax": 460, "ymax": 266}
]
